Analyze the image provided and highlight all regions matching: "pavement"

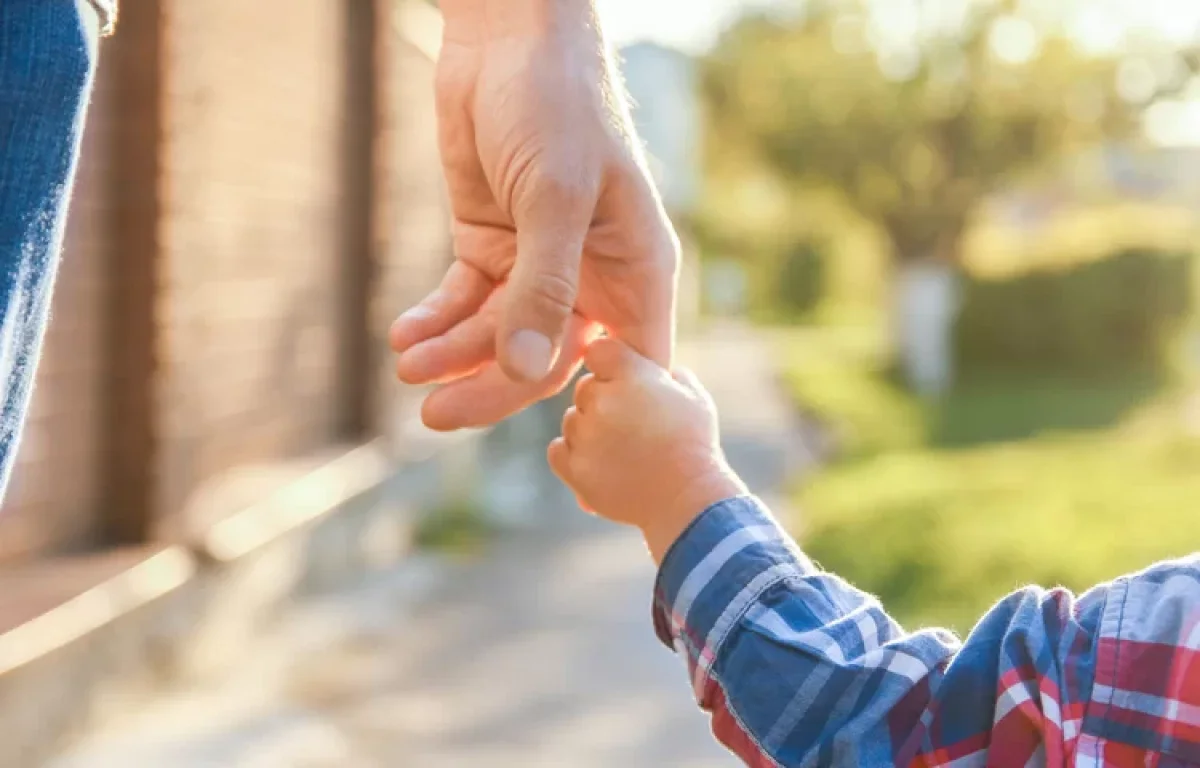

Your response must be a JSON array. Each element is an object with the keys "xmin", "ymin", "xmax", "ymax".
[{"xmin": 52, "ymin": 322, "xmax": 809, "ymax": 768}]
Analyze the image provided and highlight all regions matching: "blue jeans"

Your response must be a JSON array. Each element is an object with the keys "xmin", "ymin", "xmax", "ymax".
[{"xmin": 0, "ymin": 0, "xmax": 99, "ymax": 501}]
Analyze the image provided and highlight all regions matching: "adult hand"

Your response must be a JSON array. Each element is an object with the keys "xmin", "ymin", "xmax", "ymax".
[{"xmin": 388, "ymin": 0, "xmax": 680, "ymax": 431}]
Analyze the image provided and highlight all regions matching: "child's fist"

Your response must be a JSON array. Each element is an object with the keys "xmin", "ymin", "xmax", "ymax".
[{"xmin": 548, "ymin": 338, "xmax": 747, "ymax": 561}]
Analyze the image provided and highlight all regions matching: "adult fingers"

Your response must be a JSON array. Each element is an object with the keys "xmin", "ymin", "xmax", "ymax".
[
  {"xmin": 608, "ymin": 290, "xmax": 677, "ymax": 369},
  {"xmin": 594, "ymin": 188, "xmax": 680, "ymax": 369},
  {"xmin": 496, "ymin": 179, "xmax": 595, "ymax": 383},
  {"xmin": 420, "ymin": 315, "xmax": 602, "ymax": 430},
  {"xmin": 389, "ymin": 261, "xmax": 492, "ymax": 354},
  {"xmin": 395, "ymin": 288, "xmax": 503, "ymax": 385},
  {"xmin": 395, "ymin": 312, "xmax": 492, "ymax": 385}
]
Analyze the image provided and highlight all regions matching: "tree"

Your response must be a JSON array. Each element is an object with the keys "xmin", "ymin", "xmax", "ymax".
[{"xmin": 701, "ymin": 0, "xmax": 1174, "ymax": 392}]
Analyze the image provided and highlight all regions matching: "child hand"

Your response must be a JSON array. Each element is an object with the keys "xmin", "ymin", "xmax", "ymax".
[{"xmin": 548, "ymin": 338, "xmax": 747, "ymax": 562}]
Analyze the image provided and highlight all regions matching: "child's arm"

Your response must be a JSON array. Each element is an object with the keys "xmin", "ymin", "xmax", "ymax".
[
  {"xmin": 654, "ymin": 494, "xmax": 1199, "ymax": 765},
  {"xmin": 552, "ymin": 339, "xmax": 1200, "ymax": 766}
]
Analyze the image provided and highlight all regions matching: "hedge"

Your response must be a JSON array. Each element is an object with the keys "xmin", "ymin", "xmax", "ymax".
[{"xmin": 955, "ymin": 249, "xmax": 1193, "ymax": 375}]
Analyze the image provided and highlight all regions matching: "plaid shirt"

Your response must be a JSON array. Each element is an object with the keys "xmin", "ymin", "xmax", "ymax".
[{"xmin": 652, "ymin": 496, "xmax": 1200, "ymax": 767}]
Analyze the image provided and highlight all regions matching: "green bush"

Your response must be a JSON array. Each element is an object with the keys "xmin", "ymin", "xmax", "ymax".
[
  {"xmin": 780, "ymin": 328, "xmax": 1197, "ymax": 632},
  {"xmin": 414, "ymin": 500, "xmax": 493, "ymax": 556},
  {"xmin": 745, "ymin": 239, "xmax": 828, "ymax": 322},
  {"xmin": 775, "ymin": 241, "xmax": 826, "ymax": 317},
  {"xmin": 956, "ymin": 249, "xmax": 1193, "ymax": 375}
]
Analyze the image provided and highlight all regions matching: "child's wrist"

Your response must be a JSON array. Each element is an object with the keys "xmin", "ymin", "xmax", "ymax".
[{"xmin": 640, "ymin": 467, "xmax": 748, "ymax": 565}]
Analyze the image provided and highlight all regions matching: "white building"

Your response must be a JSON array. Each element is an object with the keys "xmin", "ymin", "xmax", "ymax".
[
  {"xmin": 619, "ymin": 42, "xmax": 711, "ymax": 323},
  {"xmin": 619, "ymin": 42, "xmax": 701, "ymax": 215}
]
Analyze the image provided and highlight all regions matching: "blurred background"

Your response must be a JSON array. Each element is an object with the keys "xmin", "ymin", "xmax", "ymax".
[
  {"xmin": 653, "ymin": 0, "xmax": 1200, "ymax": 634},
  {"xmin": 1, "ymin": 0, "xmax": 1197, "ymax": 766}
]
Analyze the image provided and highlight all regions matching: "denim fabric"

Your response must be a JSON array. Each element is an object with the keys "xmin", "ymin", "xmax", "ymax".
[{"xmin": 0, "ymin": 0, "xmax": 99, "ymax": 502}]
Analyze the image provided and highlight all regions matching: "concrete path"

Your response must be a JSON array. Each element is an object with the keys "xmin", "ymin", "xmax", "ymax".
[{"xmin": 53, "ymin": 323, "xmax": 806, "ymax": 768}]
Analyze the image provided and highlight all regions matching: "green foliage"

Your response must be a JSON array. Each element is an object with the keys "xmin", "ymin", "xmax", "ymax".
[
  {"xmin": 701, "ymin": 1, "xmax": 1147, "ymax": 262},
  {"xmin": 414, "ymin": 500, "xmax": 493, "ymax": 556},
  {"xmin": 743, "ymin": 239, "xmax": 830, "ymax": 322},
  {"xmin": 781, "ymin": 326, "xmax": 925, "ymax": 457},
  {"xmin": 780, "ymin": 328, "xmax": 1199, "ymax": 632},
  {"xmin": 964, "ymin": 202, "xmax": 1200, "ymax": 279},
  {"xmin": 956, "ymin": 249, "xmax": 1194, "ymax": 375},
  {"xmin": 801, "ymin": 435, "xmax": 1200, "ymax": 633},
  {"xmin": 774, "ymin": 241, "xmax": 828, "ymax": 318}
]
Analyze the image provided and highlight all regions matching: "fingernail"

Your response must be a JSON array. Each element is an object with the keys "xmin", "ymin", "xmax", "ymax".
[{"xmin": 507, "ymin": 330, "xmax": 554, "ymax": 381}]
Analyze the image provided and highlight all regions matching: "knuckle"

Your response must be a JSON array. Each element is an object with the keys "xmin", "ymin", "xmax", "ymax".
[
  {"xmin": 532, "ymin": 172, "xmax": 593, "ymax": 210},
  {"xmin": 527, "ymin": 269, "xmax": 578, "ymax": 317},
  {"xmin": 509, "ymin": 144, "xmax": 594, "ymax": 204},
  {"xmin": 503, "ymin": 145, "xmax": 544, "ymax": 214},
  {"xmin": 522, "ymin": 147, "xmax": 598, "ymax": 201}
]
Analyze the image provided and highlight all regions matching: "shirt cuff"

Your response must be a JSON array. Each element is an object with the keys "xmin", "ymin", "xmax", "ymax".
[{"xmin": 651, "ymin": 495, "xmax": 816, "ymax": 659}]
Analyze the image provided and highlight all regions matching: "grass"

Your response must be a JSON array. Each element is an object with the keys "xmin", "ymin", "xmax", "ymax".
[
  {"xmin": 780, "ymin": 326, "xmax": 1200, "ymax": 634},
  {"xmin": 413, "ymin": 499, "xmax": 494, "ymax": 557}
]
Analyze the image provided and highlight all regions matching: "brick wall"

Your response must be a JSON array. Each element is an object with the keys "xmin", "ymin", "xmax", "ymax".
[
  {"xmin": 156, "ymin": 0, "xmax": 352, "ymax": 525},
  {"xmin": 0, "ymin": 0, "xmax": 456, "ymax": 559},
  {"xmin": 372, "ymin": 6, "xmax": 454, "ymax": 441}
]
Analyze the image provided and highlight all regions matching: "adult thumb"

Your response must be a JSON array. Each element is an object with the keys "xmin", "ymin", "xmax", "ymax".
[{"xmin": 498, "ymin": 196, "xmax": 589, "ymax": 383}]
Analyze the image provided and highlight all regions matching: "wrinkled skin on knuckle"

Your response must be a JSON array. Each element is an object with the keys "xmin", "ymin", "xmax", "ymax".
[
  {"xmin": 496, "ymin": 141, "xmax": 543, "ymax": 220},
  {"xmin": 475, "ymin": 42, "xmax": 604, "ymax": 218},
  {"xmin": 525, "ymin": 269, "xmax": 578, "ymax": 320},
  {"xmin": 511, "ymin": 156, "xmax": 602, "ymax": 229}
]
